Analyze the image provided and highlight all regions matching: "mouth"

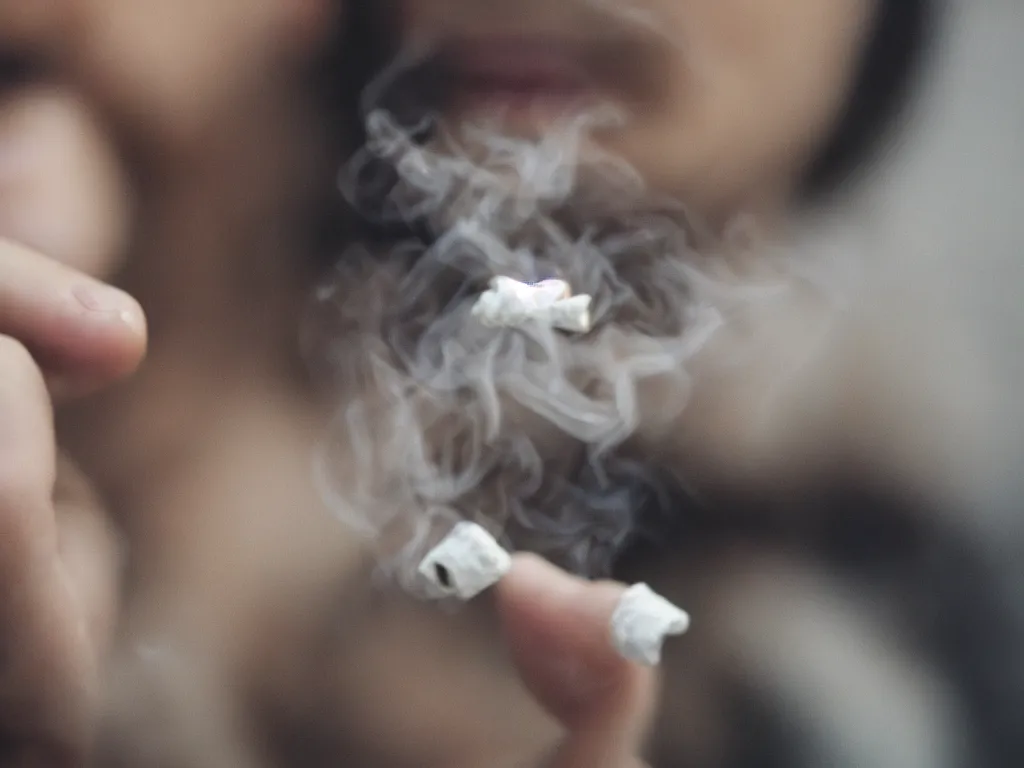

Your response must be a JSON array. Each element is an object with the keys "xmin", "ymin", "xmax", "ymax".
[{"xmin": 439, "ymin": 36, "xmax": 604, "ymax": 127}]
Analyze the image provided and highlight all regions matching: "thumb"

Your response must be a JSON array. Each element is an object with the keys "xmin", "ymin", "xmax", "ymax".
[{"xmin": 495, "ymin": 555, "xmax": 669, "ymax": 768}]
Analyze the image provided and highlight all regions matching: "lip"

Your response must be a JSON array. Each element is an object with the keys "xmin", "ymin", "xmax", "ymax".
[{"xmin": 442, "ymin": 36, "xmax": 598, "ymax": 118}]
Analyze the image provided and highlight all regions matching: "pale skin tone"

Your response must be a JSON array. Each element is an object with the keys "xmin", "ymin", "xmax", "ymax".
[
  {"xmin": 0, "ymin": 239, "xmax": 140, "ymax": 763},
  {"xmin": 0, "ymin": 0, "xmax": 876, "ymax": 764}
]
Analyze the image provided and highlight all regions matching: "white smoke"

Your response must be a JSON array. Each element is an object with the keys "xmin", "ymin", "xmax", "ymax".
[{"xmin": 305, "ymin": 43, "xmax": 832, "ymax": 594}]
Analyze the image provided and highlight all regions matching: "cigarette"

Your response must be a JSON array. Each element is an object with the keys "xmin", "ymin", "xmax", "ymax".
[
  {"xmin": 418, "ymin": 522, "xmax": 512, "ymax": 600},
  {"xmin": 610, "ymin": 583, "xmax": 691, "ymax": 666},
  {"xmin": 471, "ymin": 277, "xmax": 593, "ymax": 334}
]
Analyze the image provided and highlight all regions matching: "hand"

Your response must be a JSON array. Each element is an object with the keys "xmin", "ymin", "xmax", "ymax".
[
  {"xmin": 0, "ymin": 238, "xmax": 145, "ymax": 764},
  {"xmin": 496, "ymin": 555, "xmax": 659, "ymax": 768}
]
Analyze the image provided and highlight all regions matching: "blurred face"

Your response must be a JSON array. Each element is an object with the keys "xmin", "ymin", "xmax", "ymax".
[
  {"xmin": 0, "ymin": 71, "xmax": 128, "ymax": 275},
  {"xmin": 393, "ymin": 0, "xmax": 877, "ymax": 217},
  {"xmin": 0, "ymin": 0, "xmax": 337, "ymax": 274},
  {"xmin": 46, "ymin": 0, "xmax": 337, "ymax": 152},
  {"xmin": 0, "ymin": 0, "xmax": 337, "ymax": 150}
]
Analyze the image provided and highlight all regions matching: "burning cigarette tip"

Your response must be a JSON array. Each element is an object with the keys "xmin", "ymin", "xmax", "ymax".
[
  {"xmin": 610, "ymin": 583, "xmax": 690, "ymax": 666},
  {"xmin": 418, "ymin": 522, "xmax": 512, "ymax": 601}
]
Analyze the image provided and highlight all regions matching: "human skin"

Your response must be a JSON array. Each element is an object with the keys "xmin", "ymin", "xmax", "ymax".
[
  {"xmin": 0, "ymin": 3, "xmax": 660, "ymax": 765},
  {"xmin": 392, "ymin": 0, "xmax": 877, "ymax": 221},
  {"xmin": 0, "ymin": 238, "xmax": 143, "ymax": 764}
]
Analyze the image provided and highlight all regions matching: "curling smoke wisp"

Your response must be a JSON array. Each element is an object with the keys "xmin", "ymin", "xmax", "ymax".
[{"xmin": 306, "ymin": 42, "xmax": 822, "ymax": 596}]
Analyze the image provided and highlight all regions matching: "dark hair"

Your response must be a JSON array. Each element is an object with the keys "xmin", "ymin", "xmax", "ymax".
[
  {"xmin": 801, "ymin": 0, "xmax": 937, "ymax": 200},
  {"xmin": 305, "ymin": 0, "xmax": 395, "ymax": 261}
]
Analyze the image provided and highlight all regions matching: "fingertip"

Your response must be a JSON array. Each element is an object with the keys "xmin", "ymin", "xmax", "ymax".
[
  {"xmin": 69, "ymin": 282, "xmax": 147, "ymax": 354},
  {"xmin": 498, "ymin": 553, "xmax": 629, "ymax": 631},
  {"xmin": 497, "ymin": 553, "xmax": 586, "ymax": 604},
  {"xmin": 497, "ymin": 553, "xmax": 627, "ymax": 643},
  {"xmin": 99, "ymin": 297, "xmax": 148, "ymax": 377},
  {"xmin": 44, "ymin": 290, "xmax": 147, "ymax": 399},
  {"xmin": 496, "ymin": 555, "xmax": 652, "ymax": 728},
  {"xmin": 496, "ymin": 554, "xmax": 625, "ymax": 650}
]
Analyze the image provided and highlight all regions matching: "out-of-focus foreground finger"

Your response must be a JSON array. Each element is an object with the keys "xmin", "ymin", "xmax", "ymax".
[
  {"xmin": 53, "ymin": 455, "xmax": 122, "ymax": 669},
  {"xmin": 495, "ymin": 555, "xmax": 660, "ymax": 768},
  {"xmin": 0, "ymin": 238, "xmax": 145, "ymax": 398},
  {"xmin": 0, "ymin": 336, "xmax": 99, "ymax": 762}
]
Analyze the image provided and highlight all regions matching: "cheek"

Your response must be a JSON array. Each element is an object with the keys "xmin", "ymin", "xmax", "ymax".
[
  {"xmin": 0, "ymin": 87, "xmax": 130, "ymax": 276},
  {"xmin": 63, "ymin": 0, "xmax": 299, "ymax": 152},
  {"xmin": 614, "ymin": 0, "xmax": 875, "ymax": 213},
  {"xmin": 726, "ymin": 1, "xmax": 874, "ymax": 156}
]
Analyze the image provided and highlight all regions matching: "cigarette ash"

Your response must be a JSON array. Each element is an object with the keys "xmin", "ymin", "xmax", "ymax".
[{"xmin": 305, "ymin": 52, "xmax": 823, "ymax": 597}]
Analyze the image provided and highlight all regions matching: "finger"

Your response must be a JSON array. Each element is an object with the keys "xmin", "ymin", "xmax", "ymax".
[
  {"xmin": 495, "ymin": 555, "xmax": 660, "ymax": 768},
  {"xmin": 54, "ymin": 455, "xmax": 122, "ymax": 667},
  {"xmin": 0, "ymin": 336, "xmax": 98, "ymax": 762},
  {"xmin": 0, "ymin": 238, "xmax": 145, "ymax": 397}
]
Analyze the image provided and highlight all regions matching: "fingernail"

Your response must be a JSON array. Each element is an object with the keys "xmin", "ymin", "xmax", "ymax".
[
  {"xmin": 73, "ymin": 284, "xmax": 145, "ymax": 333},
  {"xmin": 610, "ymin": 583, "xmax": 690, "ymax": 666}
]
